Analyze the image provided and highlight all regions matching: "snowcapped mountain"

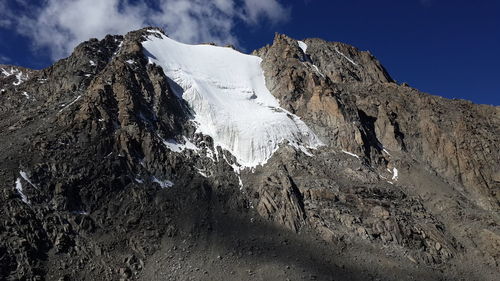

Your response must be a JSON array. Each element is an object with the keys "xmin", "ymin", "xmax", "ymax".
[
  {"xmin": 143, "ymin": 31, "xmax": 322, "ymax": 167},
  {"xmin": 0, "ymin": 28, "xmax": 498, "ymax": 281}
]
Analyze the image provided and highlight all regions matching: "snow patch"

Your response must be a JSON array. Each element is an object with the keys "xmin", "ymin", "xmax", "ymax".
[
  {"xmin": 1, "ymin": 67, "xmax": 29, "ymax": 85},
  {"xmin": 58, "ymin": 95, "xmax": 81, "ymax": 113},
  {"xmin": 222, "ymin": 153, "xmax": 244, "ymax": 189},
  {"xmin": 143, "ymin": 33, "xmax": 323, "ymax": 168},
  {"xmin": 335, "ymin": 47, "xmax": 358, "ymax": 66},
  {"xmin": 15, "ymin": 178, "xmax": 29, "ymax": 204},
  {"xmin": 205, "ymin": 147, "xmax": 216, "ymax": 161},
  {"xmin": 113, "ymin": 41, "xmax": 124, "ymax": 56},
  {"xmin": 152, "ymin": 176, "xmax": 174, "ymax": 188},
  {"xmin": 13, "ymin": 73, "xmax": 24, "ymax": 85},
  {"xmin": 297, "ymin": 40, "xmax": 308, "ymax": 53},
  {"xmin": 392, "ymin": 167, "xmax": 399, "ymax": 181},
  {"xmin": 289, "ymin": 141, "xmax": 315, "ymax": 157},
  {"xmin": 20, "ymin": 171, "xmax": 38, "ymax": 189},
  {"xmin": 126, "ymin": 59, "xmax": 135, "ymax": 64},
  {"xmin": 298, "ymin": 41, "xmax": 325, "ymax": 78},
  {"xmin": 21, "ymin": 91, "xmax": 30, "ymax": 99},
  {"xmin": 148, "ymin": 29, "xmax": 164, "ymax": 36},
  {"xmin": 301, "ymin": 61, "xmax": 325, "ymax": 78},
  {"xmin": 342, "ymin": 150, "xmax": 360, "ymax": 159},
  {"xmin": 311, "ymin": 65, "xmax": 325, "ymax": 78},
  {"xmin": 237, "ymin": 175, "xmax": 243, "ymax": 189},
  {"xmin": 158, "ymin": 135, "xmax": 199, "ymax": 153},
  {"xmin": 182, "ymin": 137, "xmax": 199, "ymax": 151},
  {"xmin": 196, "ymin": 168, "xmax": 208, "ymax": 178},
  {"xmin": 89, "ymin": 60, "xmax": 96, "ymax": 66}
]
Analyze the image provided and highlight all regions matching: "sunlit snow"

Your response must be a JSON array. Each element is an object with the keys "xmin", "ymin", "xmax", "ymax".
[
  {"xmin": 20, "ymin": 170, "xmax": 38, "ymax": 189},
  {"xmin": 152, "ymin": 176, "xmax": 174, "ymax": 188},
  {"xmin": 297, "ymin": 40, "xmax": 308, "ymax": 53},
  {"xmin": 334, "ymin": 47, "xmax": 358, "ymax": 66},
  {"xmin": 157, "ymin": 134, "xmax": 199, "ymax": 153},
  {"xmin": 342, "ymin": 150, "xmax": 360, "ymax": 159},
  {"xmin": 15, "ymin": 178, "xmax": 29, "ymax": 204},
  {"xmin": 143, "ymin": 32, "xmax": 323, "ymax": 168},
  {"xmin": 1, "ymin": 67, "xmax": 29, "ymax": 86},
  {"xmin": 58, "ymin": 95, "xmax": 81, "ymax": 113},
  {"xmin": 311, "ymin": 65, "xmax": 325, "ymax": 78},
  {"xmin": 297, "ymin": 41, "xmax": 325, "ymax": 78},
  {"xmin": 196, "ymin": 168, "xmax": 208, "ymax": 178},
  {"xmin": 392, "ymin": 167, "xmax": 399, "ymax": 181}
]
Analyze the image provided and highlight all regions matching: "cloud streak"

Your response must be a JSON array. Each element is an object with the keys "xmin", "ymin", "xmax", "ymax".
[
  {"xmin": 0, "ymin": 54, "xmax": 12, "ymax": 64},
  {"xmin": 0, "ymin": 0, "xmax": 290, "ymax": 60}
]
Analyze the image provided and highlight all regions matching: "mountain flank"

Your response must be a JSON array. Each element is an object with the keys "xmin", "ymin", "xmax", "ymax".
[{"xmin": 0, "ymin": 27, "xmax": 498, "ymax": 281}]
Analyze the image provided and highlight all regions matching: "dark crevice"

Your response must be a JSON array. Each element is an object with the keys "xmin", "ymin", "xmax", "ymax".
[
  {"xmin": 357, "ymin": 109, "xmax": 383, "ymax": 159},
  {"xmin": 388, "ymin": 112, "xmax": 407, "ymax": 151}
]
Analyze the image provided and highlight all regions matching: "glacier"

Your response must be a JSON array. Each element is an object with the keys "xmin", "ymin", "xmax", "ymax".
[{"xmin": 142, "ymin": 31, "xmax": 323, "ymax": 168}]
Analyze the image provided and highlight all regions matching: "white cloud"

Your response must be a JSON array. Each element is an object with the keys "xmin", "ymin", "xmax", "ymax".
[
  {"xmin": 0, "ymin": 19, "xmax": 12, "ymax": 28},
  {"xmin": 152, "ymin": 0, "xmax": 239, "ymax": 45},
  {"xmin": 242, "ymin": 0, "xmax": 290, "ymax": 24},
  {"xmin": 0, "ymin": 0, "xmax": 290, "ymax": 60},
  {"xmin": 0, "ymin": 54, "xmax": 12, "ymax": 64},
  {"xmin": 14, "ymin": 0, "xmax": 148, "ymax": 59},
  {"xmin": 0, "ymin": 2, "xmax": 11, "ymax": 28}
]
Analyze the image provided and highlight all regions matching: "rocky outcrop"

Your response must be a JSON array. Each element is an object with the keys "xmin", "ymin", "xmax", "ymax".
[
  {"xmin": 255, "ymin": 33, "xmax": 499, "ymax": 212},
  {"xmin": 352, "ymin": 83, "xmax": 500, "ymax": 211},
  {"xmin": 255, "ymin": 168, "xmax": 306, "ymax": 232}
]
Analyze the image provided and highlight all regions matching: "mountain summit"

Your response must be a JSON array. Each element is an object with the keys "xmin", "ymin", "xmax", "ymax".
[{"xmin": 0, "ymin": 27, "xmax": 498, "ymax": 281}]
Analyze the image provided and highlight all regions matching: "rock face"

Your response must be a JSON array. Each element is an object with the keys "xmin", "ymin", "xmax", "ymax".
[
  {"xmin": 255, "ymin": 33, "xmax": 499, "ymax": 211},
  {"xmin": 0, "ymin": 28, "xmax": 498, "ymax": 281}
]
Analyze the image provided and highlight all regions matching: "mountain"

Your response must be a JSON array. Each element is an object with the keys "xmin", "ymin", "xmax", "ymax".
[{"xmin": 0, "ymin": 27, "xmax": 498, "ymax": 281}]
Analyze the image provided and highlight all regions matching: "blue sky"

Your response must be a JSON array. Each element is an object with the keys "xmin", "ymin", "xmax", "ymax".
[{"xmin": 0, "ymin": 0, "xmax": 498, "ymax": 105}]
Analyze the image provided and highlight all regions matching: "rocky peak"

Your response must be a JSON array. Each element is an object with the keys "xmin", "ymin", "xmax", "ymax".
[{"xmin": 255, "ymin": 33, "xmax": 393, "ymax": 84}]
